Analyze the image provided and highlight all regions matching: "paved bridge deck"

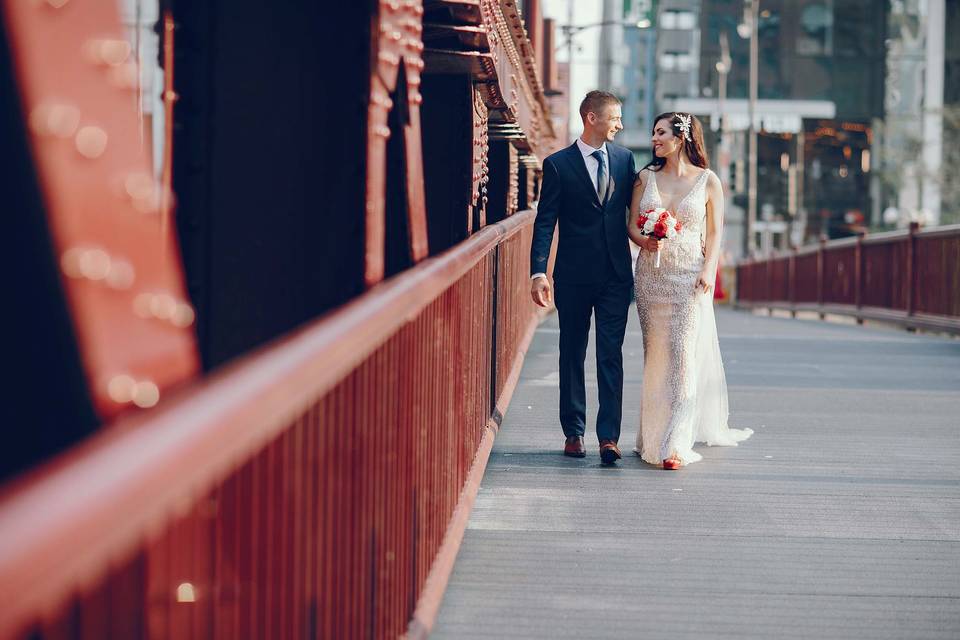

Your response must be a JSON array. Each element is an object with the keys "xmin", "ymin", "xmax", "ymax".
[{"xmin": 434, "ymin": 308, "xmax": 960, "ymax": 639}]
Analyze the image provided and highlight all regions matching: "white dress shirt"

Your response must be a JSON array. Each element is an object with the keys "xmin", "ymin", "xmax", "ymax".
[
  {"xmin": 576, "ymin": 137, "xmax": 608, "ymax": 194},
  {"xmin": 532, "ymin": 138, "xmax": 608, "ymax": 281}
]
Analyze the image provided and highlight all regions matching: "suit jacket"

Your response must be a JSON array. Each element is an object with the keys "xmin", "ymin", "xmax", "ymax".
[{"xmin": 530, "ymin": 141, "xmax": 637, "ymax": 284}]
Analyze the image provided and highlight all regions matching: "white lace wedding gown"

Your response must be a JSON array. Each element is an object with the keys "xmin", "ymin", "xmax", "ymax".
[{"xmin": 633, "ymin": 168, "xmax": 752, "ymax": 465}]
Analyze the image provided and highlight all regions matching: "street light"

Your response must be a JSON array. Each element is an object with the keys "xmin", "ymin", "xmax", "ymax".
[
  {"xmin": 740, "ymin": 0, "xmax": 759, "ymax": 255},
  {"xmin": 715, "ymin": 31, "xmax": 732, "ymax": 190}
]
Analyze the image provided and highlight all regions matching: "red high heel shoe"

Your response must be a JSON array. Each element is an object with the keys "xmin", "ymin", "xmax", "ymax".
[{"xmin": 662, "ymin": 456, "xmax": 682, "ymax": 470}]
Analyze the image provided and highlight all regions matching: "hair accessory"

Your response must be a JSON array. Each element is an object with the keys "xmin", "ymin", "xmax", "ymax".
[{"xmin": 675, "ymin": 113, "xmax": 692, "ymax": 142}]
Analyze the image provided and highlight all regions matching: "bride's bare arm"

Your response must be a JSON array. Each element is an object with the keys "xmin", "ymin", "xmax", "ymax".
[
  {"xmin": 699, "ymin": 171, "xmax": 725, "ymax": 292},
  {"xmin": 628, "ymin": 170, "xmax": 655, "ymax": 249}
]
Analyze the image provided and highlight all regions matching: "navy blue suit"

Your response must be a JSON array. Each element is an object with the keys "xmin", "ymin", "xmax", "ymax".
[{"xmin": 531, "ymin": 142, "xmax": 637, "ymax": 443}]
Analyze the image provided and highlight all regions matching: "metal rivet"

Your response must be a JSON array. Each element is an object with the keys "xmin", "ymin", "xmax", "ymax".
[
  {"xmin": 77, "ymin": 248, "xmax": 111, "ymax": 281},
  {"xmin": 105, "ymin": 259, "xmax": 135, "ymax": 290},
  {"xmin": 75, "ymin": 126, "xmax": 108, "ymax": 159},
  {"xmin": 108, "ymin": 374, "xmax": 160, "ymax": 408},
  {"xmin": 150, "ymin": 293, "xmax": 178, "ymax": 321},
  {"xmin": 124, "ymin": 173, "xmax": 161, "ymax": 213},
  {"xmin": 60, "ymin": 248, "xmax": 84, "ymax": 278},
  {"xmin": 172, "ymin": 303, "xmax": 196, "ymax": 328},
  {"xmin": 107, "ymin": 374, "xmax": 137, "ymax": 403},
  {"xmin": 29, "ymin": 103, "xmax": 80, "ymax": 138},
  {"xmin": 134, "ymin": 293, "xmax": 194, "ymax": 328},
  {"xmin": 133, "ymin": 294, "xmax": 153, "ymax": 319},
  {"xmin": 132, "ymin": 381, "xmax": 160, "ymax": 408},
  {"xmin": 83, "ymin": 39, "xmax": 131, "ymax": 66}
]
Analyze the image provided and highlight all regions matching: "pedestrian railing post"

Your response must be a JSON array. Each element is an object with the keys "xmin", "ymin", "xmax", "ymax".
[
  {"xmin": 817, "ymin": 234, "xmax": 827, "ymax": 320},
  {"xmin": 854, "ymin": 231, "xmax": 864, "ymax": 324},
  {"xmin": 788, "ymin": 246, "xmax": 797, "ymax": 318},
  {"xmin": 906, "ymin": 221, "xmax": 919, "ymax": 319},
  {"xmin": 763, "ymin": 258, "xmax": 770, "ymax": 312}
]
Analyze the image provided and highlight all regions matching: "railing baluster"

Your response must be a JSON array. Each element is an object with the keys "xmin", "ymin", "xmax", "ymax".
[
  {"xmin": 817, "ymin": 235, "xmax": 827, "ymax": 320},
  {"xmin": 906, "ymin": 221, "xmax": 919, "ymax": 319},
  {"xmin": 788, "ymin": 246, "xmax": 797, "ymax": 317},
  {"xmin": 855, "ymin": 231, "xmax": 864, "ymax": 324}
]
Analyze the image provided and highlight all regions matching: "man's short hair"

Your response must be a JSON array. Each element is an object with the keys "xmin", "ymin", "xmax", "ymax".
[{"xmin": 579, "ymin": 90, "xmax": 621, "ymax": 120}]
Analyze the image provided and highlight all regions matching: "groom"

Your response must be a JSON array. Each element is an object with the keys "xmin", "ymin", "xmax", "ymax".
[{"xmin": 530, "ymin": 90, "xmax": 637, "ymax": 465}]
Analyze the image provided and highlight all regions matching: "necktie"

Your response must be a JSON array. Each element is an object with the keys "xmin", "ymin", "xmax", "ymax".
[{"xmin": 592, "ymin": 149, "xmax": 608, "ymax": 203}]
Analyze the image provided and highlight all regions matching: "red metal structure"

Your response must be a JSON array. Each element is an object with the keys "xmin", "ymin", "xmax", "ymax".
[
  {"xmin": 736, "ymin": 224, "xmax": 960, "ymax": 334},
  {"xmin": 0, "ymin": 0, "xmax": 560, "ymax": 638}
]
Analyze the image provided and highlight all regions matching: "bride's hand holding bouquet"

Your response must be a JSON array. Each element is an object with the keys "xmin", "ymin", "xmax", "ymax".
[{"xmin": 637, "ymin": 207, "xmax": 682, "ymax": 268}]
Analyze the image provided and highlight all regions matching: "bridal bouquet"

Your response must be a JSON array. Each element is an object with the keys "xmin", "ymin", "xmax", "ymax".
[{"xmin": 637, "ymin": 208, "xmax": 683, "ymax": 268}]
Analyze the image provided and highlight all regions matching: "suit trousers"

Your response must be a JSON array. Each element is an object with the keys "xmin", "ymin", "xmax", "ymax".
[{"xmin": 554, "ymin": 275, "xmax": 632, "ymax": 443}]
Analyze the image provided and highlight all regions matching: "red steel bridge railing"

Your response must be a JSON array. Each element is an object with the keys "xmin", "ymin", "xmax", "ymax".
[
  {"xmin": 0, "ymin": 212, "xmax": 542, "ymax": 640},
  {"xmin": 736, "ymin": 222, "xmax": 960, "ymax": 334}
]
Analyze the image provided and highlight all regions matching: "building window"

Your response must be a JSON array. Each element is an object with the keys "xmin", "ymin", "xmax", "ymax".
[
  {"xmin": 659, "ymin": 51, "xmax": 695, "ymax": 72},
  {"xmin": 660, "ymin": 10, "xmax": 697, "ymax": 30}
]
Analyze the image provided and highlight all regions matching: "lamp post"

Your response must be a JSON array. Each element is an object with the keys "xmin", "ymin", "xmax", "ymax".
[
  {"xmin": 741, "ymin": 0, "xmax": 759, "ymax": 255},
  {"xmin": 715, "ymin": 30, "xmax": 732, "ymax": 188}
]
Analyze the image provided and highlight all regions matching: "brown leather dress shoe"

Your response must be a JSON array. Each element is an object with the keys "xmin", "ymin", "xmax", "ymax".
[
  {"xmin": 564, "ymin": 436, "xmax": 586, "ymax": 458},
  {"xmin": 599, "ymin": 440, "xmax": 622, "ymax": 465}
]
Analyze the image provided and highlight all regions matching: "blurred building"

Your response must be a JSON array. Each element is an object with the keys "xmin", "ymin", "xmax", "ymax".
[
  {"xmin": 547, "ymin": 0, "xmax": 954, "ymax": 242},
  {"xmin": 881, "ymin": 0, "xmax": 954, "ymax": 228},
  {"xmin": 679, "ymin": 0, "xmax": 888, "ymax": 254},
  {"xmin": 656, "ymin": 1, "xmax": 702, "ymax": 104},
  {"xmin": 547, "ymin": 61, "xmax": 572, "ymax": 145},
  {"xmin": 946, "ymin": 1, "xmax": 960, "ymax": 225}
]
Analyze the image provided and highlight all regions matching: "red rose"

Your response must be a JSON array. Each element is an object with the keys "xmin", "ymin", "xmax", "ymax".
[
  {"xmin": 637, "ymin": 215, "xmax": 649, "ymax": 228},
  {"xmin": 645, "ymin": 208, "xmax": 656, "ymax": 214},
  {"xmin": 654, "ymin": 221, "xmax": 668, "ymax": 237},
  {"xmin": 675, "ymin": 220, "xmax": 683, "ymax": 232},
  {"xmin": 658, "ymin": 211, "xmax": 670, "ymax": 223}
]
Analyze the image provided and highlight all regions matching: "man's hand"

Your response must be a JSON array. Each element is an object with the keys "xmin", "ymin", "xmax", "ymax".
[{"xmin": 531, "ymin": 276, "xmax": 553, "ymax": 308}]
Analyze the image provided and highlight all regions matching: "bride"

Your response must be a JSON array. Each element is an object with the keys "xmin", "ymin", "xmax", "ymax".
[{"xmin": 627, "ymin": 112, "xmax": 752, "ymax": 469}]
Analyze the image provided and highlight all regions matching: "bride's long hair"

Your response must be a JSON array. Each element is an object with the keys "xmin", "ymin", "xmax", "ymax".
[{"xmin": 643, "ymin": 112, "xmax": 710, "ymax": 172}]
